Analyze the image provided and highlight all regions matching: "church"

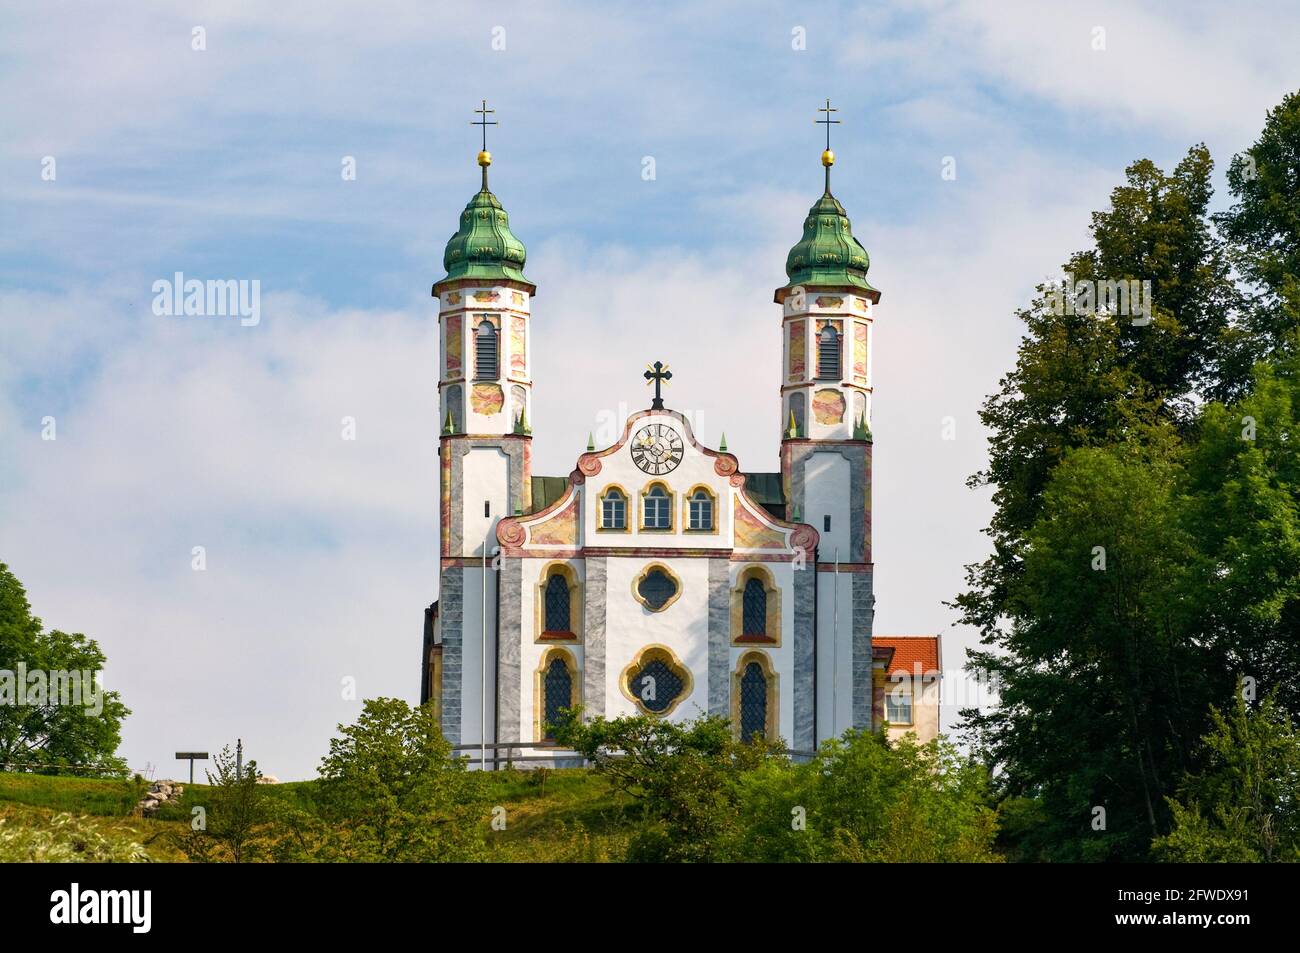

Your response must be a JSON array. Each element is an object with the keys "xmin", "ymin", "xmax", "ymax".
[{"xmin": 421, "ymin": 103, "xmax": 940, "ymax": 762}]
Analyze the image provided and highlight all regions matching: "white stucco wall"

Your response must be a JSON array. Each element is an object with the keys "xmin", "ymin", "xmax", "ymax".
[
  {"xmin": 804, "ymin": 450, "xmax": 851, "ymax": 560},
  {"xmin": 461, "ymin": 447, "xmax": 509, "ymax": 554},
  {"xmin": 458, "ymin": 564, "xmax": 497, "ymax": 750},
  {"xmin": 814, "ymin": 568, "xmax": 855, "ymax": 741},
  {"xmin": 604, "ymin": 556, "xmax": 711, "ymax": 719}
]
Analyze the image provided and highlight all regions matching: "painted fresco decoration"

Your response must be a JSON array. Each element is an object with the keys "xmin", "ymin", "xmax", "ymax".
[
  {"xmin": 733, "ymin": 497, "xmax": 786, "ymax": 550},
  {"xmin": 528, "ymin": 495, "xmax": 578, "ymax": 546},
  {"xmin": 813, "ymin": 388, "xmax": 846, "ymax": 424},
  {"xmin": 471, "ymin": 382, "xmax": 504, "ymax": 415},
  {"xmin": 510, "ymin": 315, "xmax": 527, "ymax": 376},
  {"xmin": 445, "ymin": 313, "xmax": 462, "ymax": 375},
  {"xmin": 853, "ymin": 321, "xmax": 868, "ymax": 382},
  {"xmin": 788, "ymin": 319, "xmax": 806, "ymax": 380}
]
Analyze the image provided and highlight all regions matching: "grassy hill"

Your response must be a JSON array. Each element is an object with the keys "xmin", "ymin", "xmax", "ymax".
[{"xmin": 0, "ymin": 769, "xmax": 635, "ymax": 862}]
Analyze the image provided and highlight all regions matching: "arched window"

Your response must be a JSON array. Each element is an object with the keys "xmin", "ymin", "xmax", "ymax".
[
  {"xmin": 739, "ymin": 661, "xmax": 768, "ymax": 741},
  {"xmin": 818, "ymin": 324, "xmax": 841, "ymax": 380},
  {"xmin": 788, "ymin": 391, "xmax": 806, "ymax": 438},
  {"xmin": 642, "ymin": 484, "xmax": 671, "ymax": 530},
  {"xmin": 687, "ymin": 488, "xmax": 714, "ymax": 531},
  {"xmin": 540, "ymin": 652, "xmax": 576, "ymax": 741},
  {"xmin": 544, "ymin": 572, "xmax": 570, "ymax": 634},
  {"xmin": 444, "ymin": 385, "xmax": 463, "ymax": 434},
  {"xmin": 475, "ymin": 319, "xmax": 499, "ymax": 379},
  {"xmin": 601, "ymin": 487, "xmax": 627, "ymax": 530},
  {"xmin": 535, "ymin": 563, "xmax": 580, "ymax": 642},
  {"xmin": 732, "ymin": 651, "xmax": 777, "ymax": 742},
  {"xmin": 742, "ymin": 576, "xmax": 767, "ymax": 636},
  {"xmin": 731, "ymin": 566, "xmax": 780, "ymax": 645}
]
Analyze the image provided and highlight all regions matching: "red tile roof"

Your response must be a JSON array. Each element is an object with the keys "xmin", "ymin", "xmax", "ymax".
[{"xmin": 873, "ymin": 635, "xmax": 941, "ymax": 678}]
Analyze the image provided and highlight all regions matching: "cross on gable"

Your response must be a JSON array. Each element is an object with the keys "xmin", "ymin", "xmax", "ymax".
[{"xmin": 644, "ymin": 361, "xmax": 673, "ymax": 410}]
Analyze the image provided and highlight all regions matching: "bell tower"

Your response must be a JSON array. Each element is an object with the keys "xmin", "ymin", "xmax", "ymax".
[
  {"xmin": 775, "ymin": 100, "xmax": 879, "ymax": 737},
  {"xmin": 432, "ymin": 101, "xmax": 535, "ymax": 746}
]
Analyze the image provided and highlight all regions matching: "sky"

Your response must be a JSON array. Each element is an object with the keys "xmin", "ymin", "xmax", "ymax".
[{"xmin": 2, "ymin": 0, "xmax": 1298, "ymax": 780}]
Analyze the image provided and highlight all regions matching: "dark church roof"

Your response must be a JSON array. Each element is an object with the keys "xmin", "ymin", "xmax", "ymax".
[
  {"xmin": 530, "ymin": 475, "xmax": 570, "ymax": 513},
  {"xmin": 743, "ymin": 472, "xmax": 786, "ymax": 520}
]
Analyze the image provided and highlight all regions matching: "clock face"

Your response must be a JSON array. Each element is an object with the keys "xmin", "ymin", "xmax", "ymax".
[{"xmin": 630, "ymin": 424, "xmax": 684, "ymax": 475}]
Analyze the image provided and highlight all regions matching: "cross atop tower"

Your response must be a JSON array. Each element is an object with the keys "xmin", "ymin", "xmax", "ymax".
[
  {"xmin": 471, "ymin": 99, "xmax": 497, "ymax": 188},
  {"xmin": 644, "ymin": 361, "xmax": 673, "ymax": 410},
  {"xmin": 472, "ymin": 99, "xmax": 497, "ymax": 152},
  {"xmin": 816, "ymin": 98, "xmax": 840, "ymax": 151},
  {"xmin": 815, "ymin": 98, "xmax": 840, "ymax": 193}
]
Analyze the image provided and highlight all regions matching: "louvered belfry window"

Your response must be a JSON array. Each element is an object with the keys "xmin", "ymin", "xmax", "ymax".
[
  {"xmin": 818, "ymin": 324, "xmax": 841, "ymax": 379},
  {"xmin": 475, "ymin": 319, "xmax": 499, "ymax": 379}
]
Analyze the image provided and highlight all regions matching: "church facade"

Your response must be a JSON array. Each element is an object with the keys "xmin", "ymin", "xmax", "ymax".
[{"xmin": 421, "ymin": 125, "xmax": 940, "ymax": 760}]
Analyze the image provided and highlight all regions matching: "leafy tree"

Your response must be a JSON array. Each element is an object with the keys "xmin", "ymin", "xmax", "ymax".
[
  {"xmin": 964, "ymin": 434, "xmax": 1226, "ymax": 860},
  {"xmin": 0, "ymin": 562, "xmax": 130, "ymax": 775},
  {"xmin": 962, "ymin": 147, "xmax": 1242, "ymax": 623},
  {"xmin": 551, "ymin": 709, "xmax": 780, "ymax": 862},
  {"xmin": 1181, "ymin": 353, "xmax": 1300, "ymax": 718},
  {"xmin": 1155, "ymin": 693, "xmax": 1300, "ymax": 862},
  {"xmin": 952, "ymin": 111, "xmax": 1300, "ymax": 860},
  {"xmin": 727, "ymin": 730, "xmax": 999, "ymax": 863},
  {"xmin": 176, "ymin": 744, "xmax": 270, "ymax": 863},
  {"xmin": 312, "ymin": 698, "xmax": 487, "ymax": 862},
  {"xmin": 1218, "ymin": 91, "xmax": 1300, "ymax": 362}
]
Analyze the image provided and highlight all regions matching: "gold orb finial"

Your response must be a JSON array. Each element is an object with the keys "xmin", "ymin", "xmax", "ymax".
[
  {"xmin": 822, "ymin": 148, "xmax": 835, "ymax": 167},
  {"xmin": 477, "ymin": 149, "xmax": 492, "ymax": 167}
]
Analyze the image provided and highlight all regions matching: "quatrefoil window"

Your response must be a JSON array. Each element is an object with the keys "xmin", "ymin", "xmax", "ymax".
[
  {"xmin": 621, "ymin": 645, "xmax": 692, "ymax": 717},
  {"xmin": 633, "ymin": 564, "xmax": 681, "ymax": 612}
]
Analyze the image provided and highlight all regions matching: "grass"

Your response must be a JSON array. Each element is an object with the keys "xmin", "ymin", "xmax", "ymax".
[{"xmin": 0, "ymin": 768, "xmax": 636, "ymax": 862}]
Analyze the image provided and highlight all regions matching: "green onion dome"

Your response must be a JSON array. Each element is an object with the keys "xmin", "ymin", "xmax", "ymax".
[
  {"xmin": 779, "ymin": 152, "xmax": 879, "ymax": 300},
  {"xmin": 436, "ymin": 158, "xmax": 531, "ymax": 290}
]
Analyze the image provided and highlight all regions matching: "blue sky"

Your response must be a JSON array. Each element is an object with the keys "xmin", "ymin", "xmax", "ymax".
[{"xmin": 3, "ymin": 0, "xmax": 1298, "ymax": 780}]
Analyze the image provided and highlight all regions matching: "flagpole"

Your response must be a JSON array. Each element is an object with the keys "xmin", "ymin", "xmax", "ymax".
[
  {"xmin": 833, "ymin": 547, "xmax": 839, "ymax": 736},
  {"xmin": 481, "ymin": 542, "xmax": 487, "ymax": 772}
]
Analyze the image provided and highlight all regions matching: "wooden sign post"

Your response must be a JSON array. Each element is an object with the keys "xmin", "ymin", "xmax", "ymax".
[{"xmin": 175, "ymin": 751, "xmax": 209, "ymax": 784}]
